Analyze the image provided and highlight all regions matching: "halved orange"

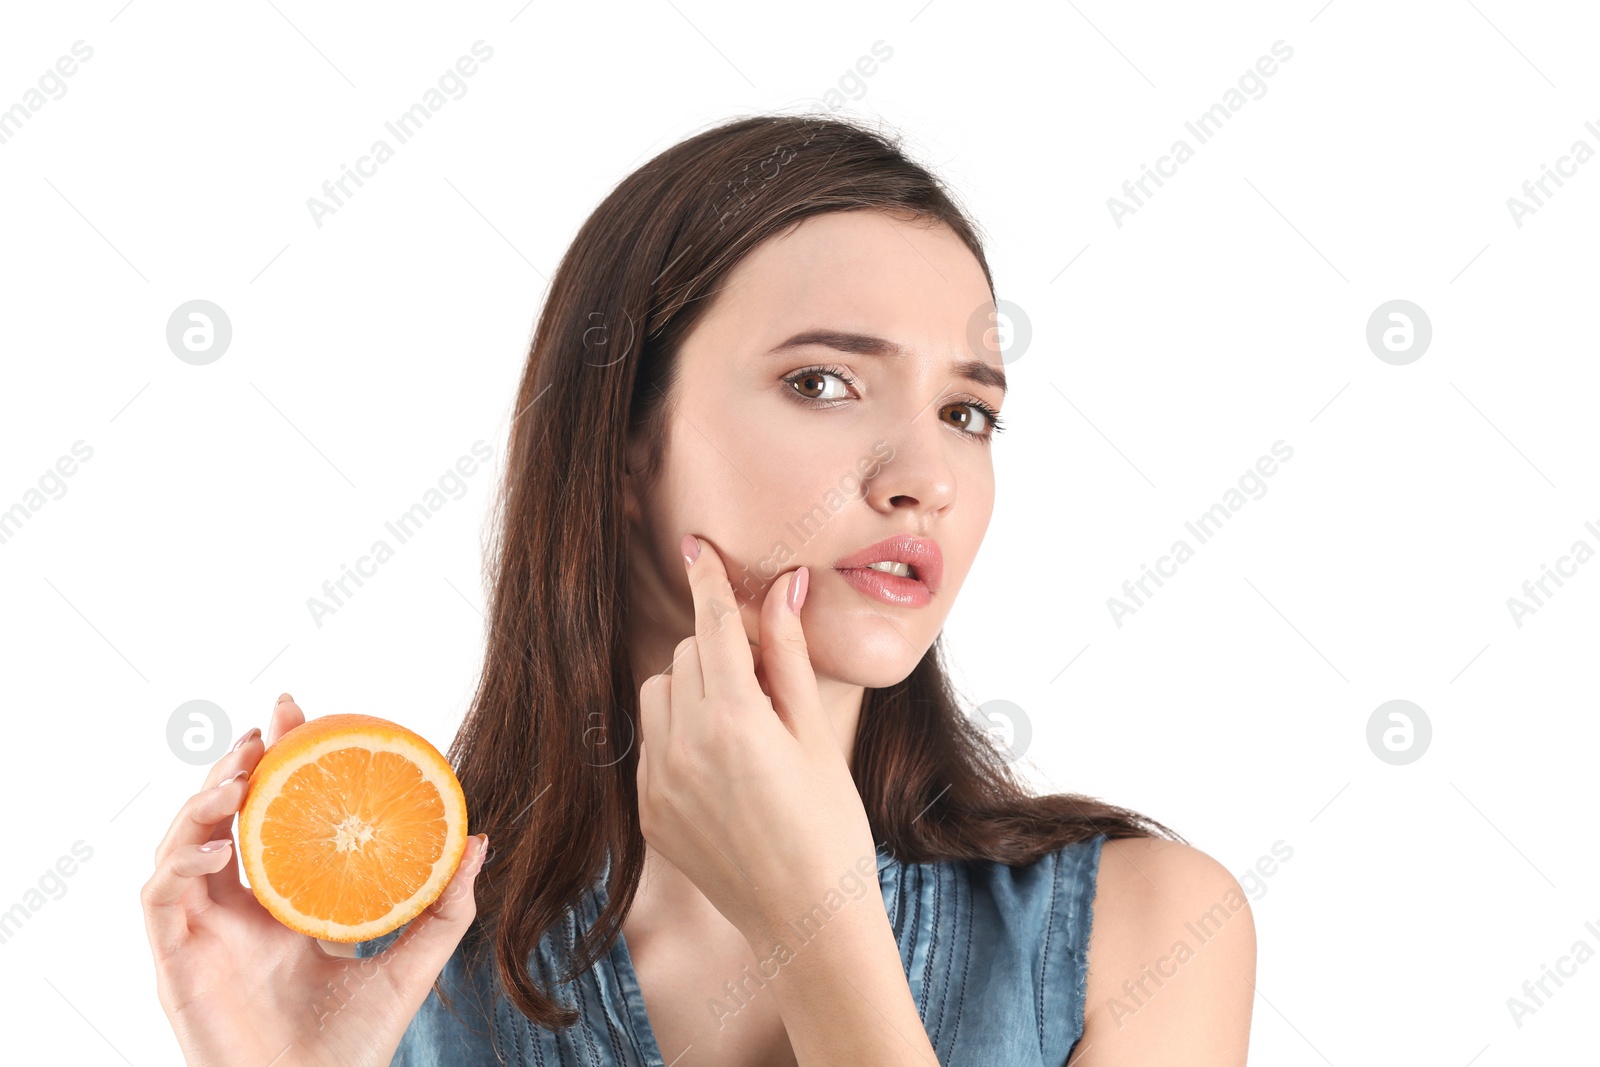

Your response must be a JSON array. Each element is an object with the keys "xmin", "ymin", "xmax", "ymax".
[{"xmin": 237, "ymin": 713, "xmax": 469, "ymax": 942}]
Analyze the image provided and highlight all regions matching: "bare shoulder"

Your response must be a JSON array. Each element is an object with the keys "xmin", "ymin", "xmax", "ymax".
[{"xmin": 1069, "ymin": 837, "xmax": 1255, "ymax": 1066}]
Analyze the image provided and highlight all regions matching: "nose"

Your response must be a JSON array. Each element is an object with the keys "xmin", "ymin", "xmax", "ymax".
[{"xmin": 861, "ymin": 419, "xmax": 956, "ymax": 518}]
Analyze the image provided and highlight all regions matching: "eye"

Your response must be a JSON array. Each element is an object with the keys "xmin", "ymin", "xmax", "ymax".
[
  {"xmin": 782, "ymin": 364, "xmax": 857, "ymax": 403},
  {"xmin": 943, "ymin": 398, "xmax": 1006, "ymax": 443}
]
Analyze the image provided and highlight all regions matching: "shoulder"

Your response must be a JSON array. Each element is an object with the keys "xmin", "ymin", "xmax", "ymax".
[
  {"xmin": 1090, "ymin": 836, "xmax": 1252, "ymax": 923},
  {"xmin": 1076, "ymin": 836, "xmax": 1256, "ymax": 1065}
]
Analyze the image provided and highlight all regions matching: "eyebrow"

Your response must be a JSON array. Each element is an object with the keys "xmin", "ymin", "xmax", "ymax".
[{"xmin": 766, "ymin": 328, "xmax": 1008, "ymax": 397}]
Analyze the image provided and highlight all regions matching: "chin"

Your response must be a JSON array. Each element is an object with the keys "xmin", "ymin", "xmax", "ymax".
[{"xmin": 807, "ymin": 629, "xmax": 932, "ymax": 690}]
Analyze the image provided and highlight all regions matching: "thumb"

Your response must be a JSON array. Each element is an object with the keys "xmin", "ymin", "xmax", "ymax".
[
  {"xmin": 375, "ymin": 833, "xmax": 487, "ymax": 1001},
  {"xmin": 758, "ymin": 567, "xmax": 825, "ymax": 739}
]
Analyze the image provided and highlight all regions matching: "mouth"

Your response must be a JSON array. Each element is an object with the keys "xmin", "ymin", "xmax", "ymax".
[{"xmin": 831, "ymin": 534, "xmax": 943, "ymax": 608}]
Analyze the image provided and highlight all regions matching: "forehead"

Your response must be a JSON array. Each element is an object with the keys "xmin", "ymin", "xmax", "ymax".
[{"xmin": 692, "ymin": 209, "xmax": 997, "ymax": 362}]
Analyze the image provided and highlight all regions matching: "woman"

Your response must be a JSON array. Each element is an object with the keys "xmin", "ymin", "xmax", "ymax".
[{"xmin": 143, "ymin": 113, "xmax": 1255, "ymax": 1066}]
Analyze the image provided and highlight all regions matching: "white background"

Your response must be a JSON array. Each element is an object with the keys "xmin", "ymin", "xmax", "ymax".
[{"xmin": 2, "ymin": 0, "xmax": 1596, "ymax": 1063}]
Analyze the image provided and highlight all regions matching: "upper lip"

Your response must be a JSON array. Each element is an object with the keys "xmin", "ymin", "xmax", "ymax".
[{"xmin": 832, "ymin": 535, "xmax": 944, "ymax": 595}]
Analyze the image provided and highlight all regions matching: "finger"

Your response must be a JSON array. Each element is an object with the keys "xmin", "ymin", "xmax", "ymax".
[
  {"xmin": 196, "ymin": 692, "xmax": 297, "ymax": 895},
  {"xmin": 144, "ymin": 839, "xmax": 235, "ymax": 908},
  {"xmin": 636, "ymin": 680, "xmax": 664, "ymax": 813},
  {"xmin": 201, "ymin": 730, "xmax": 262, "ymax": 899},
  {"xmin": 668, "ymin": 632, "xmax": 716, "ymax": 753},
  {"xmin": 681, "ymin": 535, "xmax": 759, "ymax": 701},
  {"xmin": 155, "ymin": 767, "xmax": 252, "ymax": 869},
  {"xmin": 757, "ymin": 567, "xmax": 827, "ymax": 740},
  {"xmin": 376, "ymin": 834, "xmax": 488, "ymax": 1003},
  {"xmin": 668, "ymin": 634, "xmax": 704, "ymax": 706},
  {"xmin": 266, "ymin": 692, "xmax": 305, "ymax": 747},
  {"xmin": 194, "ymin": 726, "xmax": 260, "ymax": 793},
  {"xmin": 180, "ymin": 699, "xmax": 270, "ymax": 888},
  {"xmin": 638, "ymin": 673, "xmax": 672, "ymax": 762},
  {"xmin": 142, "ymin": 839, "xmax": 235, "ymax": 959}
]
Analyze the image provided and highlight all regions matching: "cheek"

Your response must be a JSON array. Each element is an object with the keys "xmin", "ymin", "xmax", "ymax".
[
  {"xmin": 694, "ymin": 400, "xmax": 857, "ymax": 537},
  {"xmin": 646, "ymin": 412, "xmax": 821, "ymax": 609}
]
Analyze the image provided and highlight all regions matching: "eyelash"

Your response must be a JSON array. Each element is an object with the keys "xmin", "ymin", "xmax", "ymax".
[{"xmin": 781, "ymin": 363, "xmax": 1006, "ymax": 443}]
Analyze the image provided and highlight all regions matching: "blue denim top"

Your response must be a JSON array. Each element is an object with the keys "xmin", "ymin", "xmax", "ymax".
[{"xmin": 355, "ymin": 832, "xmax": 1106, "ymax": 1065}]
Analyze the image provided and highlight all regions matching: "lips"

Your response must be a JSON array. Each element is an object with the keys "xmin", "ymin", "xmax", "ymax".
[{"xmin": 831, "ymin": 534, "xmax": 944, "ymax": 598}]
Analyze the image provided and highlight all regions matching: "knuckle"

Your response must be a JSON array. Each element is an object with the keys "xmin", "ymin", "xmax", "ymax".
[
  {"xmin": 445, "ymin": 882, "xmax": 477, "ymax": 920},
  {"xmin": 184, "ymin": 792, "xmax": 216, "ymax": 825},
  {"xmin": 778, "ymin": 629, "xmax": 809, "ymax": 657}
]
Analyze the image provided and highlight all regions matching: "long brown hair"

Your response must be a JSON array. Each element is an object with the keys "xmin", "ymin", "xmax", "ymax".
[{"xmin": 443, "ymin": 111, "xmax": 1181, "ymax": 1030}]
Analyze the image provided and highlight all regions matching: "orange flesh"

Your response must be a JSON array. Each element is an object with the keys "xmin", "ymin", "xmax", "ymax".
[{"xmin": 259, "ymin": 747, "xmax": 447, "ymax": 927}]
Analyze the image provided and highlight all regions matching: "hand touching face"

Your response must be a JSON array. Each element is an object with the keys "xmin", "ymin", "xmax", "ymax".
[{"xmin": 635, "ymin": 535, "xmax": 878, "ymax": 945}]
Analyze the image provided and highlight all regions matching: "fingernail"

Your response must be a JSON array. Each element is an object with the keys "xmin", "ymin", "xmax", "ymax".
[
  {"xmin": 787, "ymin": 566, "xmax": 809, "ymax": 613},
  {"xmin": 198, "ymin": 839, "xmax": 231, "ymax": 853},
  {"xmin": 276, "ymin": 692, "xmax": 293, "ymax": 705},
  {"xmin": 680, "ymin": 534, "xmax": 701, "ymax": 566},
  {"xmin": 230, "ymin": 727, "xmax": 261, "ymax": 752},
  {"xmin": 217, "ymin": 770, "xmax": 249, "ymax": 789}
]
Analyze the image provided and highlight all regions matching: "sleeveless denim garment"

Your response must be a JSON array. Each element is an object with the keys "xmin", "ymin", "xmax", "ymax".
[{"xmin": 355, "ymin": 832, "xmax": 1106, "ymax": 1066}]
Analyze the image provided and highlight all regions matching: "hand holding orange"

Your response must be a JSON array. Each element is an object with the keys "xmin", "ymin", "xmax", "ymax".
[{"xmin": 142, "ymin": 694, "xmax": 487, "ymax": 1067}]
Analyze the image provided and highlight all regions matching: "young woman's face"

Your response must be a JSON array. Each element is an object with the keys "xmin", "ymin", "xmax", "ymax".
[{"xmin": 626, "ymin": 208, "xmax": 1005, "ymax": 689}]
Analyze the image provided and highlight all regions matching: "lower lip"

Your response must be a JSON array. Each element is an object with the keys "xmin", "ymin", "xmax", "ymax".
[{"xmin": 834, "ymin": 567, "xmax": 932, "ymax": 608}]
